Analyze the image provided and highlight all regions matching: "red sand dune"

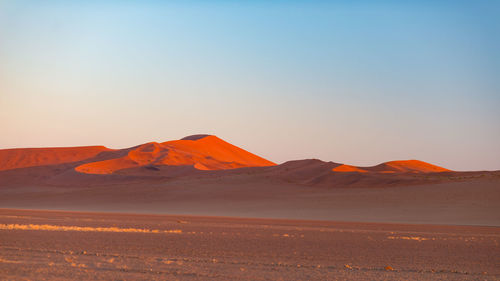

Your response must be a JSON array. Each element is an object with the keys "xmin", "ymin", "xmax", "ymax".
[
  {"xmin": 0, "ymin": 146, "xmax": 110, "ymax": 171},
  {"xmin": 75, "ymin": 135, "xmax": 276, "ymax": 174},
  {"xmin": 0, "ymin": 136, "xmax": 451, "ymax": 181},
  {"xmin": 0, "ymin": 136, "xmax": 497, "ymax": 192},
  {"xmin": 375, "ymin": 160, "xmax": 450, "ymax": 173},
  {"xmin": 332, "ymin": 160, "xmax": 450, "ymax": 174}
]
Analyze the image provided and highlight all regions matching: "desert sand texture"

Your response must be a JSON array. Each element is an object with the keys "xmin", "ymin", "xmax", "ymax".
[
  {"xmin": 0, "ymin": 209, "xmax": 499, "ymax": 281},
  {"xmin": 0, "ymin": 175, "xmax": 499, "ymax": 226}
]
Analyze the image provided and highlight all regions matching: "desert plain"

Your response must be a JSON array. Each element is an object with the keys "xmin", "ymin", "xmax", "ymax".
[{"xmin": 0, "ymin": 135, "xmax": 499, "ymax": 280}]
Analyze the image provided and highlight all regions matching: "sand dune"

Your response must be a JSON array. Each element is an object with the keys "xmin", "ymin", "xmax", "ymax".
[
  {"xmin": 332, "ymin": 160, "xmax": 449, "ymax": 174},
  {"xmin": 0, "ymin": 136, "xmax": 496, "ymax": 190},
  {"xmin": 0, "ymin": 136, "xmax": 451, "ymax": 178},
  {"xmin": 0, "ymin": 135, "xmax": 276, "ymax": 176},
  {"xmin": 75, "ymin": 135, "xmax": 276, "ymax": 174},
  {"xmin": 0, "ymin": 135, "xmax": 451, "ymax": 179}
]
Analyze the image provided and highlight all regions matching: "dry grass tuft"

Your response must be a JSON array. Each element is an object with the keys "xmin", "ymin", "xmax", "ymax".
[{"xmin": 0, "ymin": 223, "xmax": 182, "ymax": 234}]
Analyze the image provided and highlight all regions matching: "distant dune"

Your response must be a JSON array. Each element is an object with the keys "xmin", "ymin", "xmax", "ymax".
[
  {"xmin": 332, "ymin": 160, "xmax": 450, "ymax": 174},
  {"xmin": 0, "ymin": 135, "xmax": 450, "ymax": 177},
  {"xmin": 0, "ymin": 135, "xmax": 494, "ymax": 189}
]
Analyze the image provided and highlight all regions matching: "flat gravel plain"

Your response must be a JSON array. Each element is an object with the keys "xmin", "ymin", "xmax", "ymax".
[{"xmin": 0, "ymin": 209, "xmax": 499, "ymax": 280}]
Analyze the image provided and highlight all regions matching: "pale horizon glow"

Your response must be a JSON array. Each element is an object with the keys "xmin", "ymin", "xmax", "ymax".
[{"xmin": 1, "ymin": 1, "xmax": 499, "ymax": 171}]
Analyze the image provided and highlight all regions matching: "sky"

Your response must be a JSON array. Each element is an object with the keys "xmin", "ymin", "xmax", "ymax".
[{"xmin": 0, "ymin": 0, "xmax": 499, "ymax": 171}]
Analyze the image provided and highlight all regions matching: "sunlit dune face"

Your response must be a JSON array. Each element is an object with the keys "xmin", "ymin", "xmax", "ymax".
[
  {"xmin": 74, "ymin": 157, "xmax": 138, "ymax": 175},
  {"xmin": 382, "ymin": 160, "xmax": 450, "ymax": 173},
  {"xmin": 74, "ymin": 135, "xmax": 276, "ymax": 175},
  {"xmin": 0, "ymin": 146, "xmax": 110, "ymax": 171},
  {"xmin": 332, "ymin": 165, "xmax": 368, "ymax": 173},
  {"xmin": 332, "ymin": 160, "xmax": 450, "ymax": 174}
]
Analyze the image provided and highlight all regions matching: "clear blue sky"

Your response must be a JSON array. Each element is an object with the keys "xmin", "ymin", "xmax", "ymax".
[{"xmin": 1, "ymin": 1, "xmax": 499, "ymax": 170}]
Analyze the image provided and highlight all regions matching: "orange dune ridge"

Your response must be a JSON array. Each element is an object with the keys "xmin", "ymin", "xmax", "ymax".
[
  {"xmin": 379, "ymin": 160, "xmax": 450, "ymax": 173},
  {"xmin": 332, "ymin": 164, "xmax": 368, "ymax": 173},
  {"xmin": 0, "ymin": 146, "xmax": 110, "ymax": 171},
  {"xmin": 332, "ymin": 160, "xmax": 450, "ymax": 174},
  {"xmin": 75, "ymin": 135, "xmax": 276, "ymax": 174}
]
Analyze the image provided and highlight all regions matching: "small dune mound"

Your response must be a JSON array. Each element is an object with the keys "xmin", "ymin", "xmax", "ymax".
[
  {"xmin": 332, "ymin": 160, "xmax": 450, "ymax": 174},
  {"xmin": 376, "ymin": 160, "xmax": 450, "ymax": 173},
  {"xmin": 332, "ymin": 164, "xmax": 368, "ymax": 173}
]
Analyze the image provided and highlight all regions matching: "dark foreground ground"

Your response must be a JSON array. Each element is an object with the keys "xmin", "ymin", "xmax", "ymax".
[{"xmin": 0, "ymin": 209, "xmax": 499, "ymax": 280}]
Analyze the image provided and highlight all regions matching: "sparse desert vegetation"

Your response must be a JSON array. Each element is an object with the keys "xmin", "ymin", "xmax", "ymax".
[{"xmin": 1, "ymin": 209, "xmax": 499, "ymax": 280}]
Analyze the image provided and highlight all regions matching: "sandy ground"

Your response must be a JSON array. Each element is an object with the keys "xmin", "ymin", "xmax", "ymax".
[
  {"xmin": 1, "ymin": 179, "xmax": 499, "ymax": 226},
  {"xmin": 0, "ymin": 209, "xmax": 498, "ymax": 281}
]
